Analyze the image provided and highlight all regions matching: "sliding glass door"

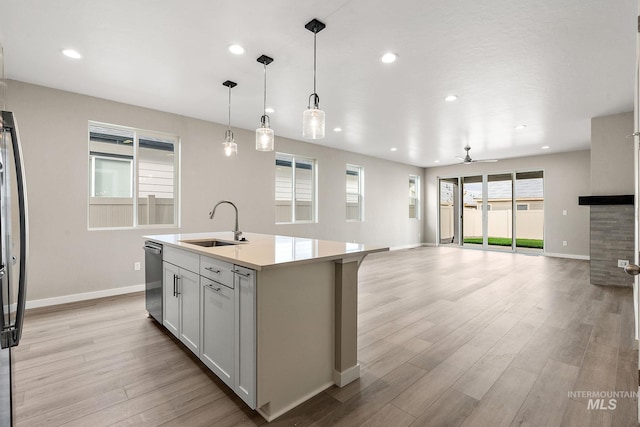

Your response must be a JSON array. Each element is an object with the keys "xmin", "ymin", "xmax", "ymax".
[
  {"xmin": 487, "ymin": 173, "xmax": 513, "ymax": 251},
  {"xmin": 462, "ymin": 176, "xmax": 483, "ymax": 247},
  {"xmin": 439, "ymin": 178, "xmax": 460, "ymax": 244},
  {"xmin": 439, "ymin": 170, "xmax": 544, "ymax": 253},
  {"xmin": 515, "ymin": 171, "xmax": 544, "ymax": 253}
]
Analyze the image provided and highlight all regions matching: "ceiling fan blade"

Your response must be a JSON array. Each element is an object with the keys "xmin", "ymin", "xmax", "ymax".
[
  {"xmin": 474, "ymin": 159, "xmax": 498, "ymax": 163},
  {"xmin": 455, "ymin": 156, "xmax": 465, "ymax": 161}
]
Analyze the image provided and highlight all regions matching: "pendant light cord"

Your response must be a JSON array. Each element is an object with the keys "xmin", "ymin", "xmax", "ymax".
[
  {"xmin": 313, "ymin": 31, "xmax": 317, "ymax": 96},
  {"xmin": 227, "ymin": 86, "xmax": 231, "ymax": 131},
  {"xmin": 263, "ymin": 62, "xmax": 267, "ymax": 116}
]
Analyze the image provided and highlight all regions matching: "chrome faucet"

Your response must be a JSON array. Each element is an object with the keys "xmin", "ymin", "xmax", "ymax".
[{"xmin": 209, "ymin": 200, "xmax": 243, "ymax": 241}]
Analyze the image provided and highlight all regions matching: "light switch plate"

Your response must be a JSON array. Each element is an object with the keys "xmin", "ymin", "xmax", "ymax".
[{"xmin": 618, "ymin": 259, "xmax": 630, "ymax": 268}]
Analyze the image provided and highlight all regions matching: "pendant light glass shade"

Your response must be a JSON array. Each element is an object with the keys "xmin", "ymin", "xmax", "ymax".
[
  {"xmin": 303, "ymin": 95, "xmax": 325, "ymax": 139},
  {"xmin": 303, "ymin": 19, "xmax": 326, "ymax": 140},
  {"xmin": 222, "ymin": 129, "xmax": 237, "ymax": 157},
  {"xmin": 221, "ymin": 80, "xmax": 238, "ymax": 157},
  {"xmin": 256, "ymin": 55, "xmax": 274, "ymax": 151},
  {"xmin": 256, "ymin": 123, "xmax": 274, "ymax": 151}
]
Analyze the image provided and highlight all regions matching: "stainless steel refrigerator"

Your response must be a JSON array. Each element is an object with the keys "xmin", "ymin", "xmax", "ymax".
[{"xmin": 0, "ymin": 110, "xmax": 29, "ymax": 427}]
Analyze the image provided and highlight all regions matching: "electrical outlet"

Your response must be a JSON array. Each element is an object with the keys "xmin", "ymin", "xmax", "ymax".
[
  {"xmin": 134, "ymin": 262, "xmax": 141, "ymax": 271},
  {"xmin": 562, "ymin": 241, "xmax": 568, "ymax": 246},
  {"xmin": 618, "ymin": 259, "xmax": 629, "ymax": 268}
]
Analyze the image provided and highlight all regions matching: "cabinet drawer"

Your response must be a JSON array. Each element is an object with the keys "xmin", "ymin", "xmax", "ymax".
[
  {"xmin": 200, "ymin": 256, "xmax": 234, "ymax": 287},
  {"xmin": 164, "ymin": 246, "xmax": 199, "ymax": 273},
  {"xmin": 201, "ymin": 276, "xmax": 234, "ymax": 294}
]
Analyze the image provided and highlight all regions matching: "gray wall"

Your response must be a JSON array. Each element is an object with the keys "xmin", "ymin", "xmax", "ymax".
[
  {"xmin": 7, "ymin": 80, "xmax": 424, "ymax": 301},
  {"xmin": 424, "ymin": 150, "xmax": 591, "ymax": 257},
  {"xmin": 591, "ymin": 111, "xmax": 634, "ymax": 195}
]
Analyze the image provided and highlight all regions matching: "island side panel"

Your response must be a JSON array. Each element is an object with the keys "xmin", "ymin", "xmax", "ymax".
[
  {"xmin": 334, "ymin": 259, "xmax": 360, "ymax": 386},
  {"xmin": 256, "ymin": 261, "xmax": 335, "ymax": 421}
]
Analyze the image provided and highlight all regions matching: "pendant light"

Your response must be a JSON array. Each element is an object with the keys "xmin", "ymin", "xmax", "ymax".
[
  {"xmin": 222, "ymin": 80, "xmax": 238, "ymax": 157},
  {"xmin": 303, "ymin": 18, "xmax": 326, "ymax": 140},
  {"xmin": 256, "ymin": 55, "xmax": 274, "ymax": 151}
]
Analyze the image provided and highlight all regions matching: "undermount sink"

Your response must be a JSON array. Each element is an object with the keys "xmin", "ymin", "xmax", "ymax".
[{"xmin": 181, "ymin": 239, "xmax": 238, "ymax": 247}]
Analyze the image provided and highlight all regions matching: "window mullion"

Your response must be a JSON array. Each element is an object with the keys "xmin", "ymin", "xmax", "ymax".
[
  {"xmin": 291, "ymin": 158, "xmax": 297, "ymax": 222},
  {"xmin": 132, "ymin": 131, "xmax": 139, "ymax": 227}
]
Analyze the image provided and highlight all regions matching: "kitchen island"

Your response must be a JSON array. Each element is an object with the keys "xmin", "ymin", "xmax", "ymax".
[{"xmin": 144, "ymin": 231, "xmax": 388, "ymax": 422}]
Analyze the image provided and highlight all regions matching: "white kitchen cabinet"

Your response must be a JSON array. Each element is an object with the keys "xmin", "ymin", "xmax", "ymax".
[
  {"xmin": 178, "ymin": 268, "xmax": 200, "ymax": 354},
  {"xmin": 162, "ymin": 246, "xmax": 255, "ymax": 410},
  {"xmin": 200, "ymin": 277, "xmax": 235, "ymax": 387},
  {"xmin": 233, "ymin": 265, "xmax": 256, "ymax": 409},
  {"xmin": 162, "ymin": 261, "xmax": 180, "ymax": 336},
  {"xmin": 163, "ymin": 247, "xmax": 200, "ymax": 355}
]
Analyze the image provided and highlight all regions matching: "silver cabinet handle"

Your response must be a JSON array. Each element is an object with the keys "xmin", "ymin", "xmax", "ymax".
[
  {"xmin": 175, "ymin": 275, "xmax": 181, "ymax": 296},
  {"xmin": 173, "ymin": 274, "xmax": 177, "ymax": 297},
  {"xmin": 204, "ymin": 267, "xmax": 221, "ymax": 274},
  {"xmin": 232, "ymin": 269, "xmax": 250, "ymax": 278},
  {"xmin": 206, "ymin": 283, "xmax": 222, "ymax": 292}
]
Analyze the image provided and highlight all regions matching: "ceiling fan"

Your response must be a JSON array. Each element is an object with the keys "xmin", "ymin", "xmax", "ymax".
[{"xmin": 456, "ymin": 145, "xmax": 498, "ymax": 164}]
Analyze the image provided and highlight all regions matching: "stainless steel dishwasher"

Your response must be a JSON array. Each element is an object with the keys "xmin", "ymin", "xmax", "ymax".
[{"xmin": 143, "ymin": 241, "xmax": 163, "ymax": 322}]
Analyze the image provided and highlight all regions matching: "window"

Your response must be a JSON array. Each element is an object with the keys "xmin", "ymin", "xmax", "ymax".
[
  {"xmin": 88, "ymin": 122, "xmax": 179, "ymax": 229},
  {"xmin": 409, "ymin": 175, "xmax": 420, "ymax": 219},
  {"xmin": 275, "ymin": 153, "xmax": 316, "ymax": 223},
  {"xmin": 346, "ymin": 164, "xmax": 363, "ymax": 221}
]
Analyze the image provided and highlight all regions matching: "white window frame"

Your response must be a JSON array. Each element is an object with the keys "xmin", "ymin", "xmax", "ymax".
[
  {"xmin": 346, "ymin": 164, "xmax": 364, "ymax": 222},
  {"xmin": 409, "ymin": 174, "xmax": 420, "ymax": 219},
  {"xmin": 275, "ymin": 152, "xmax": 317, "ymax": 224},
  {"xmin": 88, "ymin": 121, "xmax": 180, "ymax": 230}
]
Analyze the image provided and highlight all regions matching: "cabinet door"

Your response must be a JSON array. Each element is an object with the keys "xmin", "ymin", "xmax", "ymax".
[
  {"xmin": 234, "ymin": 266, "xmax": 256, "ymax": 409},
  {"xmin": 179, "ymin": 268, "xmax": 200, "ymax": 354},
  {"xmin": 163, "ymin": 262, "xmax": 180, "ymax": 337},
  {"xmin": 201, "ymin": 278, "xmax": 235, "ymax": 387}
]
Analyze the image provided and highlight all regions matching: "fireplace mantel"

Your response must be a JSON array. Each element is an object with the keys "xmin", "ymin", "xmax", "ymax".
[{"xmin": 578, "ymin": 195, "xmax": 634, "ymax": 205}]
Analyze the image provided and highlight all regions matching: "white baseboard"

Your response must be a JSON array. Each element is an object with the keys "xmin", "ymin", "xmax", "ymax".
[
  {"xmin": 544, "ymin": 252, "xmax": 590, "ymax": 261},
  {"xmin": 333, "ymin": 364, "xmax": 360, "ymax": 387},
  {"xmin": 26, "ymin": 284, "xmax": 145, "ymax": 309},
  {"xmin": 390, "ymin": 243, "xmax": 426, "ymax": 251},
  {"xmin": 256, "ymin": 380, "xmax": 334, "ymax": 422}
]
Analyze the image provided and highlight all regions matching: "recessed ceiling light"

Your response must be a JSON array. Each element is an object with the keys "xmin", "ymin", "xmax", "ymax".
[
  {"xmin": 390, "ymin": 147, "xmax": 398, "ymax": 152},
  {"xmin": 445, "ymin": 95, "xmax": 458, "ymax": 102},
  {"xmin": 434, "ymin": 160, "xmax": 440, "ymax": 163},
  {"xmin": 333, "ymin": 127, "xmax": 342, "ymax": 132},
  {"xmin": 228, "ymin": 44, "xmax": 245, "ymax": 55},
  {"xmin": 265, "ymin": 107, "xmax": 275, "ymax": 114},
  {"xmin": 381, "ymin": 52, "xmax": 398, "ymax": 63},
  {"xmin": 514, "ymin": 124, "xmax": 527, "ymax": 130},
  {"xmin": 541, "ymin": 145, "xmax": 550, "ymax": 150},
  {"xmin": 62, "ymin": 49, "xmax": 82, "ymax": 59}
]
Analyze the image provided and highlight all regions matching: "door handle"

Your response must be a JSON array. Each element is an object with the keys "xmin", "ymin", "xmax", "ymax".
[{"xmin": 624, "ymin": 264, "xmax": 640, "ymax": 276}]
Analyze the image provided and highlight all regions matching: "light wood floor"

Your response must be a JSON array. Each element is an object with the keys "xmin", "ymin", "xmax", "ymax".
[{"xmin": 13, "ymin": 247, "xmax": 640, "ymax": 426}]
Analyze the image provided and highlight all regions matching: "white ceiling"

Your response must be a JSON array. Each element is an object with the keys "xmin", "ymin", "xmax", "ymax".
[{"xmin": 0, "ymin": 0, "xmax": 636, "ymax": 167}]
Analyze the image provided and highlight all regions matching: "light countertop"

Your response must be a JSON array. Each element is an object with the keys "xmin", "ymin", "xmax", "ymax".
[{"xmin": 144, "ymin": 232, "xmax": 389, "ymax": 271}]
